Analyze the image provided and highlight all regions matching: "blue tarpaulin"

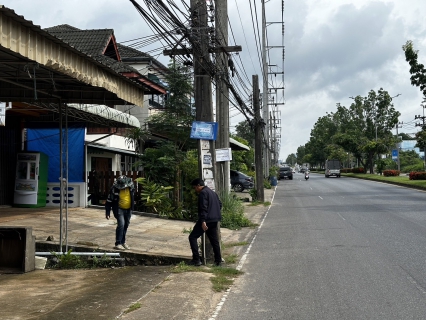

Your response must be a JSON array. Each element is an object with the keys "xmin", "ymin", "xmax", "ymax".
[{"xmin": 27, "ymin": 128, "xmax": 85, "ymax": 182}]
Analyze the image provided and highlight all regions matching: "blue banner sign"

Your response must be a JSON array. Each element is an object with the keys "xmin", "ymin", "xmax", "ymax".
[
  {"xmin": 392, "ymin": 149, "xmax": 398, "ymax": 160},
  {"xmin": 190, "ymin": 121, "xmax": 218, "ymax": 140}
]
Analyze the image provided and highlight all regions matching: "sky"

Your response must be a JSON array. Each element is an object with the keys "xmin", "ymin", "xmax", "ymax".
[{"xmin": 3, "ymin": 0, "xmax": 426, "ymax": 161}]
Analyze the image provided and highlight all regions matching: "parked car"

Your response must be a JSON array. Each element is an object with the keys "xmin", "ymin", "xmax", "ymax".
[
  {"xmin": 278, "ymin": 166, "xmax": 293, "ymax": 180},
  {"xmin": 230, "ymin": 170, "xmax": 254, "ymax": 192}
]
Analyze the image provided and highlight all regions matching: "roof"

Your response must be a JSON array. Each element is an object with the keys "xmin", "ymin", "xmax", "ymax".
[
  {"xmin": 44, "ymin": 24, "xmax": 166, "ymax": 95},
  {"xmin": 87, "ymin": 144, "xmax": 139, "ymax": 156},
  {"xmin": 0, "ymin": 6, "xmax": 148, "ymax": 105},
  {"xmin": 44, "ymin": 25, "xmax": 115, "ymax": 57},
  {"xmin": 230, "ymin": 138, "xmax": 250, "ymax": 151},
  {"xmin": 68, "ymin": 104, "xmax": 140, "ymax": 128}
]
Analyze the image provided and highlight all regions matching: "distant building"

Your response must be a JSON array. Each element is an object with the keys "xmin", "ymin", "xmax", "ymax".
[{"xmin": 400, "ymin": 140, "xmax": 425, "ymax": 159}]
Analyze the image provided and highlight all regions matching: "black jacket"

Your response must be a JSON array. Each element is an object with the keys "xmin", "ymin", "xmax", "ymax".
[
  {"xmin": 105, "ymin": 186, "xmax": 135, "ymax": 218},
  {"xmin": 197, "ymin": 186, "xmax": 222, "ymax": 223}
]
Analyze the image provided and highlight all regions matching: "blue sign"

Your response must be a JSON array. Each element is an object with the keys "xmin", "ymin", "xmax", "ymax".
[
  {"xmin": 190, "ymin": 121, "xmax": 218, "ymax": 140},
  {"xmin": 392, "ymin": 149, "xmax": 398, "ymax": 160}
]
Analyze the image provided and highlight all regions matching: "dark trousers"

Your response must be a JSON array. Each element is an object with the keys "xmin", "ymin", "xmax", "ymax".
[
  {"xmin": 114, "ymin": 208, "xmax": 131, "ymax": 246},
  {"xmin": 188, "ymin": 221, "xmax": 221, "ymax": 263}
]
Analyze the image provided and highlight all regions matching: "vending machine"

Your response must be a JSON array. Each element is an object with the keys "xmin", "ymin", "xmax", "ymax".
[{"xmin": 14, "ymin": 152, "xmax": 48, "ymax": 208}]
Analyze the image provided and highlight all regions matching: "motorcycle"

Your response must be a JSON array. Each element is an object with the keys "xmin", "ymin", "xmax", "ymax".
[{"xmin": 305, "ymin": 171, "xmax": 309, "ymax": 180}]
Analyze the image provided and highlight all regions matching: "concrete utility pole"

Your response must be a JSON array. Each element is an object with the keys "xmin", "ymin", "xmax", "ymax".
[
  {"xmin": 253, "ymin": 75, "xmax": 264, "ymax": 202},
  {"xmin": 415, "ymin": 103, "xmax": 426, "ymax": 170},
  {"xmin": 262, "ymin": 0, "xmax": 270, "ymax": 178},
  {"xmin": 215, "ymin": 0, "xmax": 230, "ymax": 195}
]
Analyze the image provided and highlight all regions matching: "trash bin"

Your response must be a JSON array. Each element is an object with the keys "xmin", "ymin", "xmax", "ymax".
[{"xmin": 270, "ymin": 176, "xmax": 277, "ymax": 186}]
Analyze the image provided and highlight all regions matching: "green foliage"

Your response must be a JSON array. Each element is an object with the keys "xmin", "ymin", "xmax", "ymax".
[
  {"xmin": 248, "ymin": 188, "xmax": 257, "ymax": 201},
  {"xmin": 263, "ymin": 180, "xmax": 272, "ymax": 189},
  {"xmin": 269, "ymin": 165, "xmax": 279, "ymax": 178},
  {"xmin": 402, "ymin": 41, "xmax": 426, "ymax": 97},
  {"xmin": 48, "ymin": 250, "xmax": 118, "ymax": 269},
  {"xmin": 50, "ymin": 250, "xmax": 87, "ymax": 269},
  {"xmin": 136, "ymin": 178, "xmax": 174, "ymax": 215},
  {"xmin": 383, "ymin": 170, "xmax": 400, "ymax": 177},
  {"xmin": 220, "ymin": 192, "xmax": 254, "ymax": 230},
  {"xmin": 285, "ymin": 153, "xmax": 297, "ymax": 166},
  {"xmin": 229, "ymin": 135, "xmax": 254, "ymax": 172},
  {"xmin": 234, "ymin": 120, "xmax": 255, "ymax": 148}
]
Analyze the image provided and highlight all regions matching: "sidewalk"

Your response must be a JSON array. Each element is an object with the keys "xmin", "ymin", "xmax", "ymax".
[{"xmin": 0, "ymin": 188, "xmax": 275, "ymax": 320}]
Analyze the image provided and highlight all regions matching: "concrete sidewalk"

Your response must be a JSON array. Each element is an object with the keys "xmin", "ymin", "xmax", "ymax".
[{"xmin": 0, "ymin": 188, "xmax": 275, "ymax": 320}]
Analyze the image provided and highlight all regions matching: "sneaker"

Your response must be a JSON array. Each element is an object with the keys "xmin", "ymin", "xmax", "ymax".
[
  {"xmin": 123, "ymin": 243, "xmax": 130, "ymax": 250},
  {"xmin": 114, "ymin": 244, "xmax": 125, "ymax": 250},
  {"xmin": 187, "ymin": 259, "xmax": 202, "ymax": 266}
]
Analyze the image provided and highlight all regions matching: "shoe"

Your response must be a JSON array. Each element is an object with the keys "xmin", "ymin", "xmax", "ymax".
[
  {"xmin": 187, "ymin": 259, "xmax": 202, "ymax": 266},
  {"xmin": 213, "ymin": 261, "xmax": 222, "ymax": 267},
  {"xmin": 123, "ymin": 243, "xmax": 130, "ymax": 250},
  {"xmin": 114, "ymin": 244, "xmax": 125, "ymax": 250}
]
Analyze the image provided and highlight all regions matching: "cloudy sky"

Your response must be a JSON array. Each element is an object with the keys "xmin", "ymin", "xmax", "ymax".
[{"xmin": 3, "ymin": 0, "xmax": 426, "ymax": 161}]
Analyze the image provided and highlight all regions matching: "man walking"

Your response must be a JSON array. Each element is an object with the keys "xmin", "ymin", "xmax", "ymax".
[
  {"xmin": 188, "ymin": 178, "xmax": 222, "ymax": 266},
  {"xmin": 105, "ymin": 175, "xmax": 134, "ymax": 250}
]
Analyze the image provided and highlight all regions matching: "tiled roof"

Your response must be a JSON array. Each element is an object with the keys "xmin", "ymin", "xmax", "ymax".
[
  {"xmin": 117, "ymin": 44, "xmax": 168, "ymax": 71},
  {"xmin": 45, "ymin": 25, "xmax": 114, "ymax": 57},
  {"xmin": 117, "ymin": 44, "xmax": 149, "ymax": 58}
]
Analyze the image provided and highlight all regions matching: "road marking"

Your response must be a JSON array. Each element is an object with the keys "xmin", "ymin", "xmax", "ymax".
[
  {"xmin": 209, "ymin": 186, "xmax": 277, "ymax": 319},
  {"xmin": 319, "ymin": 196, "xmax": 323, "ymax": 200},
  {"xmin": 337, "ymin": 212, "xmax": 346, "ymax": 221}
]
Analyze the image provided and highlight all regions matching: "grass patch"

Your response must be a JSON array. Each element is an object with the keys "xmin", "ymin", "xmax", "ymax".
[
  {"xmin": 249, "ymin": 201, "xmax": 271, "ymax": 206},
  {"xmin": 342, "ymin": 173, "xmax": 426, "ymax": 189},
  {"xmin": 223, "ymin": 253, "xmax": 238, "ymax": 264},
  {"xmin": 171, "ymin": 261, "xmax": 243, "ymax": 292},
  {"xmin": 210, "ymin": 267, "xmax": 244, "ymax": 292},
  {"xmin": 182, "ymin": 227, "xmax": 192, "ymax": 234},
  {"xmin": 124, "ymin": 302, "xmax": 141, "ymax": 314}
]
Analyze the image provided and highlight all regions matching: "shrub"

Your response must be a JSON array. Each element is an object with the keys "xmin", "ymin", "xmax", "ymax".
[
  {"xmin": 340, "ymin": 168, "xmax": 351, "ymax": 173},
  {"xmin": 383, "ymin": 170, "xmax": 400, "ymax": 177},
  {"xmin": 409, "ymin": 171, "xmax": 426, "ymax": 180},
  {"xmin": 220, "ymin": 192, "xmax": 254, "ymax": 230},
  {"xmin": 352, "ymin": 167, "xmax": 365, "ymax": 173},
  {"xmin": 403, "ymin": 164, "xmax": 425, "ymax": 173}
]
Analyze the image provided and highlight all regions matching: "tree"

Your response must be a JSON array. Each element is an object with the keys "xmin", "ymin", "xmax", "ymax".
[
  {"xmin": 126, "ymin": 61, "xmax": 195, "ymax": 207},
  {"xmin": 234, "ymin": 120, "xmax": 255, "ymax": 148},
  {"xmin": 402, "ymin": 41, "xmax": 426, "ymax": 97},
  {"xmin": 285, "ymin": 153, "xmax": 297, "ymax": 166}
]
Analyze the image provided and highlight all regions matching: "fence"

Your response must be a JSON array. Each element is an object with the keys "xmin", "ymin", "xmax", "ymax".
[{"xmin": 87, "ymin": 171, "xmax": 143, "ymax": 205}]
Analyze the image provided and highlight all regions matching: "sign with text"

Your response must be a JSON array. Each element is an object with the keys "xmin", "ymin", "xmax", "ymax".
[
  {"xmin": 392, "ymin": 149, "xmax": 398, "ymax": 160},
  {"xmin": 190, "ymin": 121, "xmax": 218, "ymax": 140},
  {"xmin": 216, "ymin": 148, "xmax": 232, "ymax": 162}
]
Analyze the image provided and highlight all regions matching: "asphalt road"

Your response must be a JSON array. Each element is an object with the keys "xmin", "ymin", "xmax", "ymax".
[{"xmin": 216, "ymin": 173, "xmax": 426, "ymax": 319}]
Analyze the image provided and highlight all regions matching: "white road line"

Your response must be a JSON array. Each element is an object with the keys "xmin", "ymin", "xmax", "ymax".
[
  {"xmin": 209, "ymin": 186, "xmax": 277, "ymax": 319},
  {"xmin": 318, "ymin": 196, "xmax": 323, "ymax": 200}
]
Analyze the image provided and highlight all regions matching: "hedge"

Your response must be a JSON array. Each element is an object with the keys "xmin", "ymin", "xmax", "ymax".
[
  {"xmin": 383, "ymin": 170, "xmax": 400, "ymax": 177},
  {"xmin": 409, "ymin": 171, "xmax": 426, "ymax": 180}
]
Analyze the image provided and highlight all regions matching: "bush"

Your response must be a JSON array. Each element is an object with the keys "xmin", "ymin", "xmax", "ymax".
[
  {"xmin": 409, "ymin": 171, "xmax": 426, "ymax": 180},
  {"xmin": 403, "ymin": 163, "xmax": 425, "ymax": 173},
  {"xmin": 220, "ymin": 192, "xmax": 254, "ymax": 230},
  {"xmin": 352, "ymin": 167, "xmax": 365, "ymax": 173},
  {"xmin": 383, "ymin": 170, "xmax": 400, "ymax": 177},
  {"xmin": 340, "ymin": 168, "xmax": 351, "ymax": 173}
]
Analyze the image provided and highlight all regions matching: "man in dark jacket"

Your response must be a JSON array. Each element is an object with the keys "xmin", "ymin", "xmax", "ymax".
[
  {"xmin": 188, "ymin": 178, "xmax": 222, "ymax": 266},
  {"xmin": 105, "ymin": 175, "xmax": 135, "ymax": 250}
]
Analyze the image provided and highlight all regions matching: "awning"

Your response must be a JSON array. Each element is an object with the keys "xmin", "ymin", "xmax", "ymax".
[
  {"xmin": 87, "ymin": 144, "xmax": 139, "ymax": 156},
  {"xmin": 230, "ymin": 138, "xmax": 250, "ymax": 151},
  {"xmin": 68, "ymin": 104, "xmax": 140, "ymax": 128}
]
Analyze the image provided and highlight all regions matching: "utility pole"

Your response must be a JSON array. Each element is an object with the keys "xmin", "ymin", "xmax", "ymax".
[
  {"xmin": 261, "ymin": 0, "xmax": 285, "ymax": 174},
  {"xmin": 261, "ymin": 0, "xmax": 270, "ymax": 178},
  {"xmin": 253, "ymin": 75, "xmax": 264, "ymax": 202},
  {"xmin": 215, "ymin": 0, "xmax": 230, "ymax": 195},
  {"xmin": 395, "ymin": 121, "xmax": 403, "ymax": 171},
  {"xmin": 415, "ymin": 102, "xmax": 426, "ymax": 169}
]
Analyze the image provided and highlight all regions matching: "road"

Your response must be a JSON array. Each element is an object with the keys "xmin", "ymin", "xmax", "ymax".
[{"xmin": 215, "ymin": 173, "xmax": 426, "ymax": 319}]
